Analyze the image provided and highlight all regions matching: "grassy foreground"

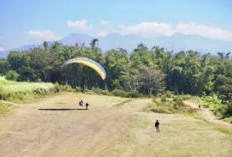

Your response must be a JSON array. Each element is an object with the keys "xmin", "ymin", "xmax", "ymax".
[
  {"xmin": 104, "ymin": 113, "xmax": 232, "ymax": 157},
  {"xmin": 0, "ymin": 92, "xmax": 231, "ymax": 156}
]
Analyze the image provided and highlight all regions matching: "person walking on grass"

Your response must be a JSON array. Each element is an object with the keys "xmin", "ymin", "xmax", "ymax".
[{"xmin": 155, "ymin": 120, "xmax": 160, "ymax": 133}]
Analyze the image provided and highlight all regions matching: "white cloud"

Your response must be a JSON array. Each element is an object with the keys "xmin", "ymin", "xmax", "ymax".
[
  {"xmin": 118, "ymin": 22, "xmax": 232, "ymax": 42},
  {"xmin": 176, "ymin": 23, "xmax": 232, "ymax": 42},
  {"xmin": 0, "ymin": 46, "xmax": 4, "ymax": 51},
  {"xmin": 97, "ymin": 31, "xmax": 109, "ymax": 37},
  {"xmin": 100, "ymin": 20, "xmax": 110, "ymax": 25},
  {"xmin": 28, "ymin": 30, "xmax": 60, "ymax": 41},
  {"xmin": 67, "ymin": 19, "xmax": 94, "ymax": 32},
  {"xmin": 120, "ymin": 22, "xmax": 175, "ymax": 37}
]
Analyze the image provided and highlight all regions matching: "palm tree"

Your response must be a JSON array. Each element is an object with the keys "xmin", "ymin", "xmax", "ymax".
[{"xmin": 90, "ymin": 38, "xmax": 98, "ymax": 48}]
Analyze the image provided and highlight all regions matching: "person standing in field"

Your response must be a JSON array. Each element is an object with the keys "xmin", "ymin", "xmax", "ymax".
[
  {"xmin": 85, "ymin": 102, "xmax": 89, "ymax": 110},
  {"xmin": 155, "ymin": 120, "xmax": 160, "ymax": 133}
]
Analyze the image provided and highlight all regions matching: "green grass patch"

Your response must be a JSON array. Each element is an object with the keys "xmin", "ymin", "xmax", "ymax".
[
  {"xmin": 0, "ymin": 101, "xmax": 13, "ymax": 114},
  {"xmin": 146, "ymin": 95, "xmax": 197, "ymax": 117},
  {"xmin": 200, "ymin": 93, "xmax": 226, "ymax": 117},
  {"xmin": 223, "ymin": 116, "xmax": 232, "ymax": 124},
  {"xmin": 213, "ymin": 125, "xmax": 232, "ymax": 134},
  {"xmin": 0, "ymin": 77, "xmax": 57, "ymax": 102}
]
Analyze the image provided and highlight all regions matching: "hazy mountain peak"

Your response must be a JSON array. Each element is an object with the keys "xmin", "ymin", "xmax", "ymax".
[{"xmin": 1, "ymin": 33, "xmax": 232, "ymax": 58}]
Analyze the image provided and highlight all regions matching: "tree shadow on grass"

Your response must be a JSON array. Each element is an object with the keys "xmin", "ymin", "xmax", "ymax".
[{"xmin": 38, "ymin": 108, "xmax": 87, "ymax": 111}]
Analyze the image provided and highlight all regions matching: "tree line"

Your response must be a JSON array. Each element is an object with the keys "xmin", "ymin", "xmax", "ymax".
[{"xmin": 0, "ymin": 40, "xmax": 232, "ymax": 102}]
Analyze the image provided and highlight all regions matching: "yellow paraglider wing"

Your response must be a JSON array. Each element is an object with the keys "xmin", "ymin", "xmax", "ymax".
[{"xmin": 62, "ymin": 57, "xmax": 106, "ymax": 80}]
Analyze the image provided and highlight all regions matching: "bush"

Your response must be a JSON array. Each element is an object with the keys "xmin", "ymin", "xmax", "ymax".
[
  {"xmin": 200, "ymin": 93, "xmax": 225, "ymax": 117},
  {"xmin": 54, "ymin": 84, "xmax": 75, "ymax": 92},
  {"xmin": 173, "ymin": 96, "xmax": 183, "ymax": 102},
  {"xmin": 224, "ymin": 102, "xmax": 232, "ymax": 117},
  {"xmin": 126, "ymin": 91, "xmax": 142, "ymax": 98},
  {"xmin": 112, "ymin": 89, "xmax": 127, "ymax": 97},
  {"xmin": 224, "ymin": 116, "xmax": 232, "ymax": 123},
  {"xmin": 33, "ymin": 88, "xmax": 48, "ymax": 95},
  {"xmin": 164, "ymin": 91, "xmax": 174, "ymax": 98},
  {"xmin": 147, "ymin": 97, "xmax": 196, "ymax": 116},
  {"xmin": 5, "ymin": 70, "xmax": 20, "ymax": 81},
  {"xmin": 161, "ymin": 97, "xmax": 166, "ymax": 102},
  {"xmin": 92, "ymin": 88, "xmax": 111, "ymax": 96}
]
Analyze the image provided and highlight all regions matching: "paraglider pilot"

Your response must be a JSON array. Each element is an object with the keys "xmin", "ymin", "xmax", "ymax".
[{"xmin": 79, "ymin": 100, "xmax": 83, "ymax": 107}]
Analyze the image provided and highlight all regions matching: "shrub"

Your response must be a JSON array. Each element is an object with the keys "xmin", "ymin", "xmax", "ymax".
[
  {"xmin": 5, "ymin": 70, "xmax": 20, "ymax": 81},
  {"xmin": 112, "ymin": 89, "xmax": 127, "ymax": 97},
  {"xmin": 147, "ymin": 97, "xmax": 196, "ymax": 116},
  {"xmin": 92, "ymin": 88, "xmax": 111, "ymax": 96},
  {"xmin": 161, "ymin": 97, "xmax": 166, "ymax": 102},
  {"xmin": 224, "ymin": 102, "xmax": 232, "ymax": 117},
  {"xmin": 54, "ymin": 84, "xmax": 75, "ymax": 92},
  {"xmin": 173, "ymin": 96, "xmax": 183, "ymax": 102},
  {"xmin": 164, "ymin": 91, "xmax": 174, "ymax": 98},
  {"xmin": 126, "ymin": 91, "xmax": 142, "ymax": 98},
  {"xmin": 200, "ymin": 93, "xmax": 225, "ymax": 117},
  {"xmin": 33, "ymin": 88, "xmax": 48, "ymax": 95}
]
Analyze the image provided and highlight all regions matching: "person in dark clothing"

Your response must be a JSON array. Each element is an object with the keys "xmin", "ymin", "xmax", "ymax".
[
  {"xmin": 155, "ymin": 120, "xmax": 160, "ymax": 133},
  {"xmin": 85, "ymin": 102, "xmax": 89, "ymax": 110},
  {"xmin": 79, "ymin": 100, "xmax": 83, "ymax": 107}
]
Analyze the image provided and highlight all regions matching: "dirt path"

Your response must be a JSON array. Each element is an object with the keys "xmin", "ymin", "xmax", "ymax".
[
  {"xmin": 0, "ymin": 93, "xmax": 151, "ymax": 157},
  {"xmin": 184, "ymin": 99, "xmax": 232, "ymax": 130}
]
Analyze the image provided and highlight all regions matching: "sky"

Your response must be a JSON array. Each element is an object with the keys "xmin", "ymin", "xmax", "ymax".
[{"xmin": 0, "ymin": 0, "xmax": 232, "ymax": 50}]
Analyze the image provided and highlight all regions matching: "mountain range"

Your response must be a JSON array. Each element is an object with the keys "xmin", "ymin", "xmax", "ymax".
[{"xmin": 1, "ymin": 33, "xmax": 232, "ymax": 58}]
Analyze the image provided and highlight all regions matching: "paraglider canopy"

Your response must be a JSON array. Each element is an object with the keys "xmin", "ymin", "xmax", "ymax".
[{"xmin": 62, "ymin": 57, "xmax": 106, "ymax": 80}]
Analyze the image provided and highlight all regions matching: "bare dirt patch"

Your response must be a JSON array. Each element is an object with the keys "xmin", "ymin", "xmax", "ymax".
[{"xmin": 0, "ymin": 93, "xmax": 150, "ymax": 157}]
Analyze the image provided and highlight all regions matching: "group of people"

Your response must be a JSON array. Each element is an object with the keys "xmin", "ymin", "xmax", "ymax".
[{"xmin": 78, "ymin": 100, "xmax": 89, "ymax": 110}]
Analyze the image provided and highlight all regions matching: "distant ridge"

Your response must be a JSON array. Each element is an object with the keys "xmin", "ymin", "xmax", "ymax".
[{"xmin": 1, "ymin": 33, "xmax": 232, "ymax": 58}]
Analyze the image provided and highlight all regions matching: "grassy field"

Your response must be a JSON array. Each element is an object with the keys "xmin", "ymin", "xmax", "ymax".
[
  {"xmin": 104, "ymin": 113, "xmax": 232, "ymax": 157},
  {"xmin": 0, "ymin": 77, "xmax": 55, "ymax": 102},
  {"xmin": 0, "ymin": 93, "xmax": 231, "ymax": 157}
]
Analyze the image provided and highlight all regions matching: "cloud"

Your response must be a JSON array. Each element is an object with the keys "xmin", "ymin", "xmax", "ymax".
[
  {"xmin": 67, "ymin": 19, "xmax": 94, "ymax": 32},
  {"xmin": 0, "ymin": 46, "xmax": 4, "ymax": 51},
  {"xmin": 98, "ymin": 31, "xmax": 109, "ymax": 37},
  {"xmin": 176, "ymin": 23, "xmax": 232, "ymax": 42},
  {"xmin": 120, "ymin": 22, "xmax": 175, "ymax": 37},
  {"xmin": 119, "ymin": 22, "xmax": 232, "ymax": 42},
  {"xmin": 28, "ymin": 30, "xmax": 60, "ymax": 40},
  {"xmin": 100, "ymin": 20, "xmax": 110, "ymax": 25}
]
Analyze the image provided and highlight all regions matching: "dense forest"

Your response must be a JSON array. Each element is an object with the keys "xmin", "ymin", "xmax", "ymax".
[{"xmin": 0, "ymin": 39, "xmax": 232, "ymax": 116}]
